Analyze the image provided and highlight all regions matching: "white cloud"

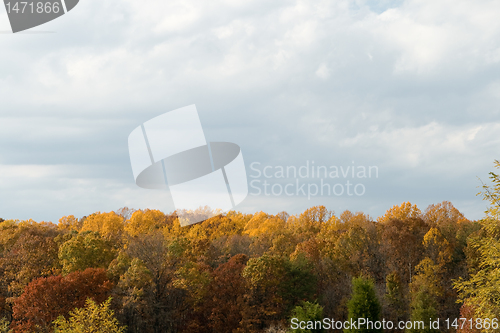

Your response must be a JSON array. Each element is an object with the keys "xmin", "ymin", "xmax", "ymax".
[
  {"xmin": 1, "ymin": 0, "xmax": 500, "ymax": 221},
  {"xmin": 371, "ymin": 0, "xmax": 500, "ymax": 75},
  {"xmin": 315, "ymin": 63, "xmax": 330, "ymax": 79}
]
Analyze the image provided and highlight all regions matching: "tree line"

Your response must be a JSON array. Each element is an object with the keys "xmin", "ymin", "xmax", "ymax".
[{"xmin": 1, "ymin": 162, "xmax": 500, "ymax": 332}]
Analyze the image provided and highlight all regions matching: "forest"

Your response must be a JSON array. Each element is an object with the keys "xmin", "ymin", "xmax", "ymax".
[{"xmin": 1, "ymin": 163, "xmax": 500, "ymax": 333}]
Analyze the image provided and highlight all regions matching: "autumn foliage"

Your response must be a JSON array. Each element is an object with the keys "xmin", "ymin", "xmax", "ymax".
[
  {"xmin": 10, "ymin": 268, "xmax": 113, "ymax": 332},
  {"xmin": 0, "ymin": 197, "xmax": 492, "ymax": 332}
]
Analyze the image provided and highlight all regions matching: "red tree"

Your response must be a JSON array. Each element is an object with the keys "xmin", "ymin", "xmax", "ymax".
[
  {"xmin": 11, "ymin": 268, "xmax": 113, "ymax": 333},
  {"xmin": 185, "ymin": 254, "xmax": 248, "ymax": 333}
]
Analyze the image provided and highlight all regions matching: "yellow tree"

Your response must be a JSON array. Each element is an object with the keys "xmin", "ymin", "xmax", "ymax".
[
  {"xmin": 454, "ymin": 161, "xmax": 500, "ymax": 320},
  {"xmin": 53, "ymin": 297, "xmax": 125, "ymax": 333},
  {"xmin": 377, "ymin": 202, "xmax": 421, "ymax": 223},
  {"xmin": 423, "ymin": 227, "xmax": 453, "ymax": 268},
  {"xmin": 244, "ymin": 212, "xmax": 286, "ymax": 238},
  {"xmin": 57, "ymin": 215, "xmax": 82, "ymax": 233},
  {"xmin": 420, "ymin": 227, "xmax": 458, "ymax": 319},
  {"xmin": 81, "ymin": 212, "xmax": 124, "ymax": 242},
  {"xmin": 423, "ymin": 201, "xmax": 468, "ymax": 226},
  {"xmin": 287, "ymin": 206, "xmax": 334, "ymax": 240},
  {"xmin": 125, "ymin": 209, "xmax": 166, "ymax": 237}
]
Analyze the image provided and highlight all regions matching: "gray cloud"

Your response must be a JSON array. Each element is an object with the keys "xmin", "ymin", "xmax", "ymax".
[{"xmin": 0, "ymin": 0, "xmax": 499, "ymax": 222}]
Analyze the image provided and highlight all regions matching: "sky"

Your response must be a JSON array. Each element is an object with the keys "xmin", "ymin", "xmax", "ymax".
[{"xmin": 0, "ymin": 0, "xmax": 499, "ymax": 223}]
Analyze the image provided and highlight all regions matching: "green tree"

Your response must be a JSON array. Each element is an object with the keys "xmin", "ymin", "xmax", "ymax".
[
  {"xmin": 53, "ymin": 297, "xmax": 125, "ymax": 333},
  {"xmin": 289, "ymin": 301, "xmax": 324, "ymax": 333},
  {"xmin": 408, "ymin": 289, "xmax": 438, "ymax": 333},
  {"xmin": 344, "ymin": 276, "xmax": 381, "ymax": 333}
]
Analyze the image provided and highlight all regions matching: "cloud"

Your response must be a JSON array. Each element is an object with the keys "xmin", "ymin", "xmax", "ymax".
[{"xmin": 1, "ymin": 0, "xmax": 500, "ymax": 221}]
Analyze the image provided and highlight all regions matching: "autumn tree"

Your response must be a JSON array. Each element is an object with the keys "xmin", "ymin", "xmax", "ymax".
[
  {"xmin": 113, "ymin": 232, "xmax": 186, "ymax": 333},
  {"xmin": 423, "ymin": 201, "xmax": 467, "ymax": 234},
  {"xmin": 454, "ymin": 160, "xmax": 500, "ymax": 320},
  {"xmin": 380, "ymin": 217, "xmax": 429, "ymax": 285},
  {"xmin": 240, "ymin": 253, "xmax": 316, "ymax": 331},
  {"xmin": 456, "ymin": 304, "xmax": 481, "ymax": 333},
  {"xmin": 53, "ymin": 297, "xmax": 126, "ymax": 333},
  {"xmin": 57, "ymin": 215, "xmax": 82, "ymax": 233},
  {"xmin": 113, "ymin": 257, "xmax": 155, "ymax": 332},
  {"xmin": 0, "ymin": 223, "xmax": 60, "ymax": 298},
  {"xmin": 182, "ymin": 212, "xmax": 250, "ymax": 242},
  {"xmin": 287, "ymin": 206, "xmax": 334, "ymax": 241},
  {"xmin": 332, "ymin": 211, "xmax": 383, "ymax": 280},
  {"xmin": 377, "ymin": 202, "xmax": 421, "ymax": 224},
  {"xmin": 423, "ymin": 202, "xmax": 478, "ymax": 283},
  {"xmin": 185, "ymin": 254, "xmax": 248, "ymax": 333},
  {"xmin": 124, "ymin": 209, "xmax": 166, "ymax": 238},
  {"xmin": 10, "ymin": 268, "xmax": 113, "ymax": 333},
  {"xmin": 58, "ymin": 231, "xmax": 117, "ymax": 275},
  {"xmin": 0, "ymin": 200, "xmax": 483, "ymax": 332},
  {"xmin": 243, "ymin": 212, "xmax": 290, "ymax": 257},
  {"xmin": 0, "ymin": 317, "xmax": 9, "ymax": 333},
  {"xmin": 81, "ymin": 211, "xmax": 124, "ymax": 242},
  {"xmin": 384, "ymin": 272, "xmax": 405, "ymax": 324}
]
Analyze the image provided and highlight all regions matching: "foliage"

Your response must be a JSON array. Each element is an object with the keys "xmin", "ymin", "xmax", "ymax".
[
  {"xmin": 408, "ymin": 258, "xmax": 441, "ymax": 333},
  {"xmin": 57, "ymin": 215, "xmax": 82, "ymax": 232},
  {"xmin": 380, "ymin": 217, "xmax": 429, "ymax": 285},
  {"xmin": 455, "ymin": 160, "xmax": 500, "ymax": 320},
  {"xmin": 408, "ymin": 289, "xmax": 439, "ymax": 333},
  {"xmin": 0, "ymin": 197, "xmax": 482, "ymax": 333},
  {"xmin": 124, "ymin": 209, "xmax": 166, "ymax": 237},
  {"xmin": 377, "ymin": 202, "xmax": 422, "ymax": 223},
  {"xmin": 456, "ymin": 304, "xmax": 481, "ymax": 333},
  {"xmin": 288, "ymin": 301, "xmax": 324, "ymax": 333},
  {"xmin": 58, "ymin": 231, "xmax": 117, "ymax": 275},
  {"xmin": 53, "ymin": 297, "xmax": 126, "ymax": 333},
  {"xmin": 0, "ymin": 226, "xmax": 60, "ymax": 297},
  {"xmin": 10, "ymin": 268, "xmax": 113, "ymax": 333},
  {"xmin": 384, "ymin": 272, "xmax": 405, "ymax": 322},
  {"xmin": 81, "ymin": 211, "xmax": 124, "ymax": 242},
  {"xmin": 345, "ymin": 276, "xmax": 381, "ymax": 333},
  {"xmin": 0, "ymin": 317, "xmax": 9, "ymax": 333}
]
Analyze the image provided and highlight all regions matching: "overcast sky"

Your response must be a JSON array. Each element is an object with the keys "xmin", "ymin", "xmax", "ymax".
[{"xmin": 1, "ymin": 0, "xmax": 499, "ymax": 223}]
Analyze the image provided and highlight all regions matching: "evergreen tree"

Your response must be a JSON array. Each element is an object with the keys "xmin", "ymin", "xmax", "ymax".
[
  {"xmin": 344, "ymin": 276, "xmax": 381, "ymax": 333},
  {"xmin": 408, "ymin": 288, "xmax": 439, "ymax": 333},
  {"xmin": 289, "ymin": 301, "xmax": 324, "ymax": 333}
]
